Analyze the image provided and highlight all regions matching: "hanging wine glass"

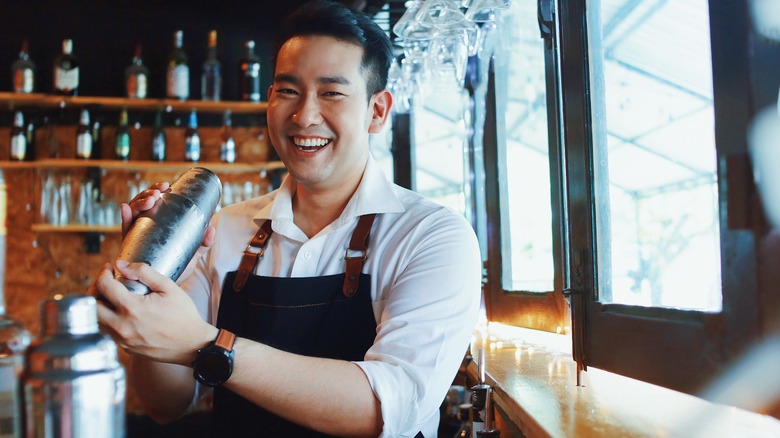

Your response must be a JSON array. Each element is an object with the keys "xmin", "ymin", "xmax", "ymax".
[
  {"xmin": 427, "ymin": 29, "xmax": 470, "ymax": 88},
  {"xmin": 465, "ymin": 0, "xmax": 512, "ymax": 22},
  {"xmin": 393, "ymin": 0, "xmax": 436, "ymax": 41},
  {"xmin": 415, "ymin": 0, "xmax": 466, "ymax": 29}
]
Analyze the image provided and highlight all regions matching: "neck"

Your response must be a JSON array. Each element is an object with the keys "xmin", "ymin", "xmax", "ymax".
[{"xmin": 292, "ymin": 172, "xmax": 364, "ymax": 239}]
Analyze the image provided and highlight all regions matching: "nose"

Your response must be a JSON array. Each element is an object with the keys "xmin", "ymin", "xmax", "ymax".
[{"xmin": 291, "ymin": 94, "xmax": 323, "ymax": 127}]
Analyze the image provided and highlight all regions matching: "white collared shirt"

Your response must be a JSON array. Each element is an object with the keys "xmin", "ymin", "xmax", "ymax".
[{"xmin": 183, "ymin": 155, "xmax": 482, "ymax": 437}]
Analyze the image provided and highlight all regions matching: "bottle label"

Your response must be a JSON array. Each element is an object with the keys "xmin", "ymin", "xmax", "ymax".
[
  {"xmin": 242, "ymin": 64, "xmax": 261, "ymax": 102},
  {"xmin": 152, "ymin": 135, "xmax": 166, "ymax": 161},
  {"xmin": 221, "ymin": 138, "xmax": 236, "ymax": 163},
  {"xmin": 116, "ymin": 134, "xmax": 130, "ymax": 159},
  {"xmin": 55, "ymin": 66, "xmax": 79, "ymax": 92},
  {"xmin": 13, "ymin": 68, "xmax": 34, "ymax": 93},
  {"xmin": 77, "ymin": 133, "xmax": 93, "ymax": 159},
  {"xmin": 10, "ymin": 135, "xmax": 26, "ymax": 161},
  {"xmin": 185, "ymin": 135, "xmax": 200, "ymax": 161},
  {"xmin": 167, "ymin": 65, "xmax": 189, "ymax": 99},
  {"xmin": 128, "ymin": 73, "xmax": 148, "ymax": 99}
]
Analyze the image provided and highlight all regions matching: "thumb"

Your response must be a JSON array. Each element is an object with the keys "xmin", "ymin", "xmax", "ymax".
[{"xmin": 114, "ymin": 260, "xmax": 178, "ymax": 295}]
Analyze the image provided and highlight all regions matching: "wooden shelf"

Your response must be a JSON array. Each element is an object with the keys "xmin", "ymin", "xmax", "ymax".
[
  {"xmin": 0, "ymin": 92, "xmax": 267, "ymax": 114},
  {"xmin": 31, "ymin": 224, "xmax": 121, "ymax": 233},
  {"xmin": 0, "ymin": 159, "xmax": 286, "ymax": 174}
]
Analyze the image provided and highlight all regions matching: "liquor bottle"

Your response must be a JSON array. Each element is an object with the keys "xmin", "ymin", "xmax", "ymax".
[
  {"xmin": 453, "ymin": 404, "xmax": 473, "ymax": 438},
  {"xmin": 151, "ymin": 109, "xmax": 166, "ymax": 162},
  {"xmin": 125, "ymin": 44, "xmax": 150, "ymax": 99},
  {"xmin": 0, "ymin": 169, "xmax": 33, "ymax": 438},
  {"xmin": 167, "ymin": 30, "xmax": 189, "ymax": 100},
  {"xmin": 201, "ymin": 30, "xmax": 221, "ymax": 101},
  {"xmin": 25, "ymin": 117, "xmax": 36, "ymax": 161},
  {"xmin": 471, "ymin": 349, "xmax": 488, "ymax": 438},
  {"xmin": 11, "ymin": 38, "xmax": 35, "ymax": 94},
  {"xmin": 239, "ymin": 40, "xmax": 261, "ymax": 102},
  {"xmin": 115, "ymin": 108, "xmax": 130, "ymax": 160},
  {"xmin": 220, "ymin": 110, "xmax": 236, "ymax": 163},
  {"xmin": 440, "ymin": 385, "xmax": 464, "ymax": 437},
  {"xmin": 53, "ymin": 39, "xmax": 79, "ymax": 96},
  {"xmin": 9, "ymin": 111, "xmax": 27, "ymax": 161},
  {"xmin": 184, "ymin": 110, "xmax": 200, "ymax": 162},
  {"xmin": 76, "ymin": 109, "xmax": 93, "ymax": 159},
  {"xmin": 91, "ymin": 119, "xmax": 102, "ymax": 160}
]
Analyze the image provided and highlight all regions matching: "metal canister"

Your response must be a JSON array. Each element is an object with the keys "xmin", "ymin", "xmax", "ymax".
[
  {"xmin": 115, "ymin": 167, "xmax": 222, "ymax": 295},
  {"xmin": 22, "ymin": 294, "xmax": 125, "ymax": 438}
]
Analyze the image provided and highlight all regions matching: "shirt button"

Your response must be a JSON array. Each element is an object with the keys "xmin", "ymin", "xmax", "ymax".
[{"xmin": 304, "ymin": 250, "xmax": 312, "ymax": 259}]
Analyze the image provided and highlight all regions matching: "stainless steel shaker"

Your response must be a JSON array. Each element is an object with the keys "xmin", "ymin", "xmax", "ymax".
[
  {"xmin": 115, "ymin": 167, "xmax": 222, "ymax": 295},
  {"xmin": 22, "ymin": 294, "xmax": 126, "ymax": 438}
]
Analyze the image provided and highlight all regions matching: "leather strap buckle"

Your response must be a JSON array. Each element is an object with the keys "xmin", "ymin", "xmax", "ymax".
[
  {"xmin": 344, "ymin": 248, "xmax": 367, "ymax": 261},
  {"xmin": 233, "ymin": 220, "xmax": 273, "ymax": 292}
]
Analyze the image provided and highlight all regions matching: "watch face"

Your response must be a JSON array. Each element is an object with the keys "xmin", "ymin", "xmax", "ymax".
[{"xmin": 195, "ymin": 348, "xmax": 234, "ymax": 387}]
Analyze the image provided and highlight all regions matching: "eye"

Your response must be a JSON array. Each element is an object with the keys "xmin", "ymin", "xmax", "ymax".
[
  {"xmin": 322, "ymin": 91, "xmax": 346, "ymax": 98},
  {"xmin": 274, "ymin": 87, "xmax": 298, "ymax": 95}
]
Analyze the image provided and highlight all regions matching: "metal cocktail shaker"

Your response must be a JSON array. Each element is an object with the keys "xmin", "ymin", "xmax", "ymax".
[
  {"xmin": 115, "ymin": 167, "xmax": 222, "ymax": 295},
  {"xmin": 22, "ymin": 294, "xmax": 126, "ymax": 438}
]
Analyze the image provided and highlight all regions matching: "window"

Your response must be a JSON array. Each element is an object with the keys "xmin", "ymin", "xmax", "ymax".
[
  {"xmin": 558, "ymin": 0, "xmax": 762, "ymax": 393},
  {"xmin": 482, "ymin": 0, "xmax": 569, "ymax": 332},
  {"xmin": 479, "ymin": 0, "xmax": 769, "ymax": 396},
  {"xmin": 588, "ymin": 0, "xmax": 721, "ymax": 312}
]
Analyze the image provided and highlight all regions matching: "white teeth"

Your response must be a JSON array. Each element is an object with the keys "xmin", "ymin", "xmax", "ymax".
[{"xmin": 294, "ymin": 137, "xmax": 330, "ymax": 148}]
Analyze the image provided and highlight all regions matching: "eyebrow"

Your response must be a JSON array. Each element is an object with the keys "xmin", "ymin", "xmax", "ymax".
[{"xmin": 273, "ymin": 74, "xmax": 352, "ymax": 86}]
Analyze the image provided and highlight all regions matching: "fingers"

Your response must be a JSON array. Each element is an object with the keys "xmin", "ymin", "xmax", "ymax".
[
  {"xmin": 114, "ymin": 260, "xmax": 179, "ymax": 296},
  {"xmin": 202, "ymin": 225, "xmax": 216, "ymax": 248},
  {"xmin": 94, "ymin": 262, "xmax": 136, "ymax": 311},
  {"xmin": 128, "ymin": 182, "xmax": 170, "ymax": 214},
  {"xmin": 120, "ymin": 203, "xmax": 133, "ymax": 238},
  {"xmin": 122, "ymin": 181, "xmax": 170, "ymax": 238},
  {"xmin": 96, "ymin": 299, "xmax": 121, "ymax": 336}
]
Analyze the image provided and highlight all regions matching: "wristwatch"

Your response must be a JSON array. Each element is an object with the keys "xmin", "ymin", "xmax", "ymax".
[{"xmin": 193, "ymin": 329, "xmax": 236, "ymax": 387}]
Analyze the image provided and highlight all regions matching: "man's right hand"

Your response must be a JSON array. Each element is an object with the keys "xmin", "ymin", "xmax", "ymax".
[{"xmin": 120, "ymin": 181, "xmax": 171, "ymax": 239}]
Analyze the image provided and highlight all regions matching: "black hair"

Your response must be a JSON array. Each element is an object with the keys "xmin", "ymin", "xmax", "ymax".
[{"xmin": 271, "ymin": 0, "xmax": 393, "ymax": 97}]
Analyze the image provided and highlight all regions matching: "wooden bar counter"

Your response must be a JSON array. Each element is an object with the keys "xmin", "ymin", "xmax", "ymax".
[{"xmin": 468, "ymin": 322, "xmax": 780, "ymax": 437}]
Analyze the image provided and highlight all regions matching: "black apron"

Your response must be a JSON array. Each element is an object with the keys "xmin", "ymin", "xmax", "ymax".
[{"xmin": 213, "ymin": 215, "xmax": 379, "ymax": 437}]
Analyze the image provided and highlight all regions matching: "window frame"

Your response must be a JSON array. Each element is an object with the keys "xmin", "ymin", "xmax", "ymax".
[
  {"xmin": 558, "ymin": 0, "xmax": 763, "ymax": 393},
  {"xmin": 482, "ymin": 0, "xmax": 570, "ymax": 334}
]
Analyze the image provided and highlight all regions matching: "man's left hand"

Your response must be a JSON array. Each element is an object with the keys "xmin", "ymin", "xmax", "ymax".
[{"xmin": 92, "ymin": 261, "xmax": 219, "ymax": 366}]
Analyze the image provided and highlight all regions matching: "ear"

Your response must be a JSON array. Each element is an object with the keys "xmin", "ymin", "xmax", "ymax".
[
  {"xmin": 367, "ymin": 89, "xmax": 393, "ymax": 134},
  {"xmin": 267, "ymin": 85, "xmax": 274, "ymax": 99}
]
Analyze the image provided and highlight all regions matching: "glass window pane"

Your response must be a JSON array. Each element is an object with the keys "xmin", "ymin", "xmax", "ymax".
[
  {"xmin": 414, "ymin": 76, "xmax": 470, "ymax": 215},
  {"xmin": 497, "ymin": 0, "xmax": 554, "ymax": 292},
  {"xmin": 587, "ymin": 0, "xmax": 722, "ymax": 311}
]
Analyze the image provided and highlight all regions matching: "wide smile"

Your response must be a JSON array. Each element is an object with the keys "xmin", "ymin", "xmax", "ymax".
[{"xmin": 292, "ymin": 136, "xmax": 332, "ymax": 152}]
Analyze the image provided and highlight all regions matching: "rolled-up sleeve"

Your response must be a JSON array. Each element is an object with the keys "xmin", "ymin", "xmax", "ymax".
[{"xmin": 355, "ymin": 211, "xmax": 482, "ymax": 437}]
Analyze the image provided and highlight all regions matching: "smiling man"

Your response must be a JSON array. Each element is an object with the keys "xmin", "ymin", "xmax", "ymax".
[{"xmin": 93, "ymin": 1, "xmax": 481, "ymax": 437}]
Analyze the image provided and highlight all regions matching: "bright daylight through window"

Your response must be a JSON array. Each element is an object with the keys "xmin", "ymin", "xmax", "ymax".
[
  {"xmin": 588, "ymin": 0, "xmax": 722, "ymax": 311},
  {"xmin": 498, "ymin": 0, "xmax": 554, "ymax": 293}
]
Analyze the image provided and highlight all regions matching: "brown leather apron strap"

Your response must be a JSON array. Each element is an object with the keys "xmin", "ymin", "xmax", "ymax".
[
  {"xmin": 233, "ymin": 214, "xmax": 377, "ymax": 296},
  {"xmin": 232, "ymin": 220, "xmax": 274, "ymax": 292},
  {"xmin": 343, "ymin": 214, "xmax": 377, "ymax": 298}
]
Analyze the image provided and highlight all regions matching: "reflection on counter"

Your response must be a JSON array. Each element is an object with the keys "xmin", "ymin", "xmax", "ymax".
[{"xmin": 469, "ymin": 320, "xmax": 780, "ymax": 437}]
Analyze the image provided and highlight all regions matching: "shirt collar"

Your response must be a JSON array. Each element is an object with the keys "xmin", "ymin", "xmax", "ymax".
[{"xmin": 252, "ymin": 155, "xmax": 405, "ymax": 229}]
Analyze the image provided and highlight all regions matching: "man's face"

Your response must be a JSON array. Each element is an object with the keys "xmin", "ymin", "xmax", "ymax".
[{"xmin": 267, "ymin": 35, "xmax": 388, "ymax": 193}]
